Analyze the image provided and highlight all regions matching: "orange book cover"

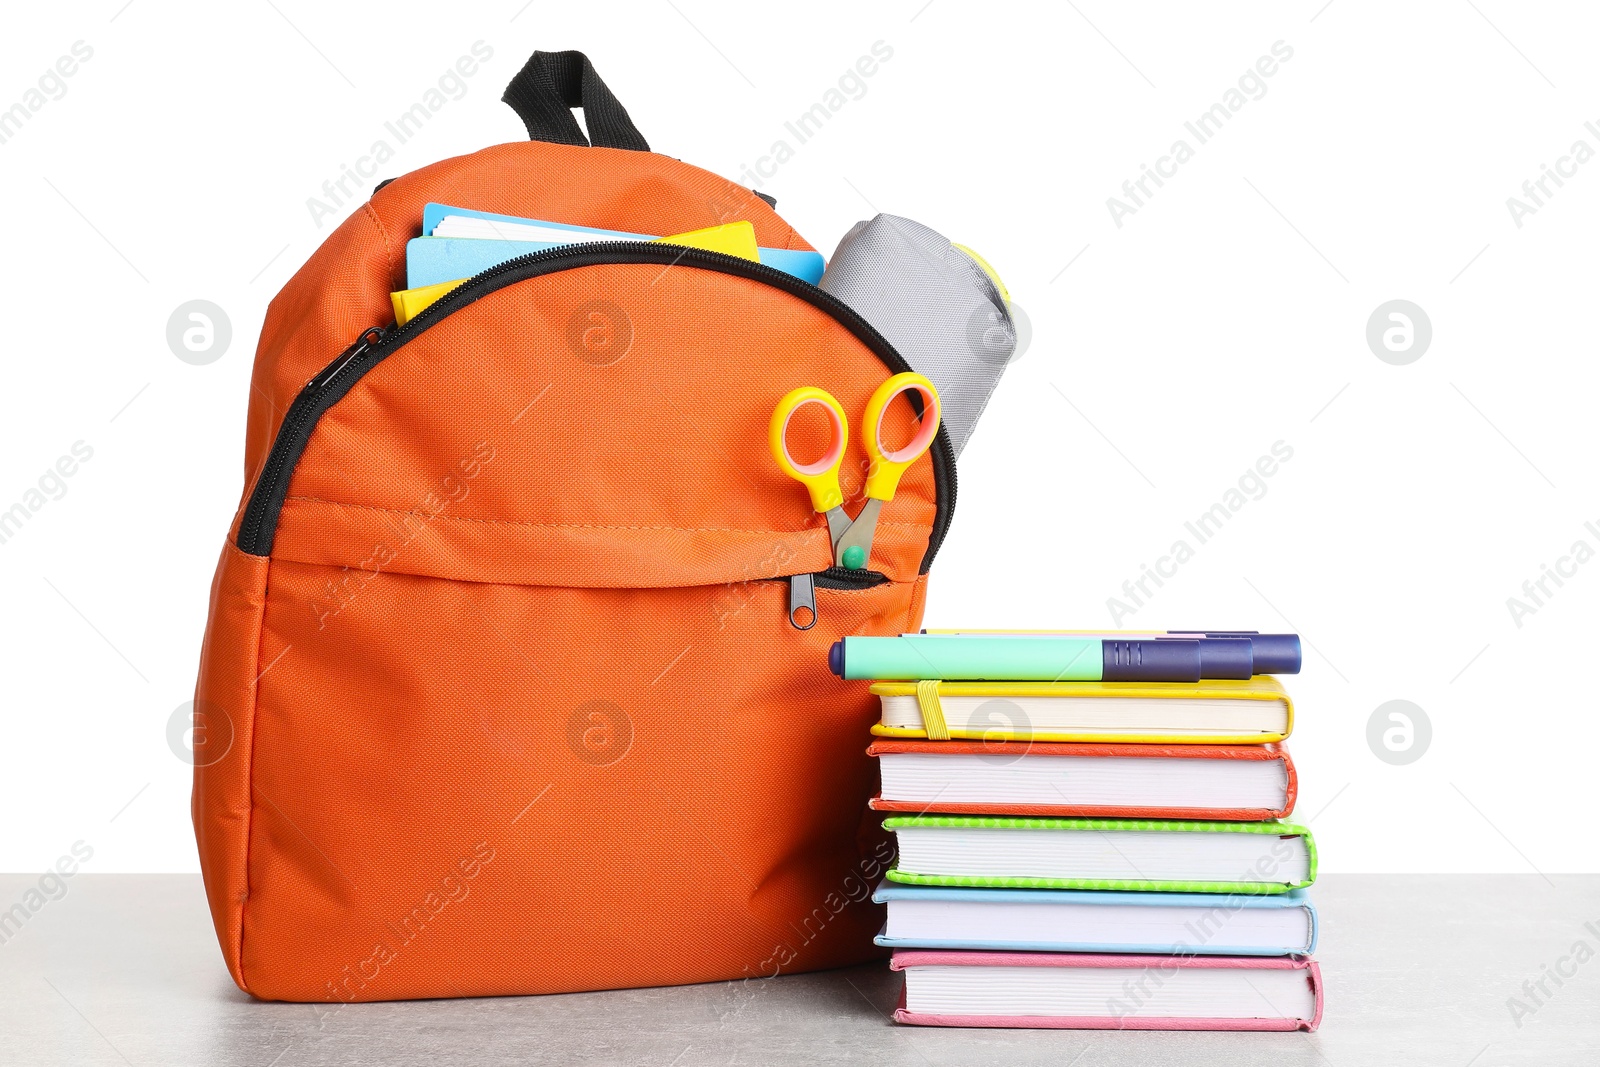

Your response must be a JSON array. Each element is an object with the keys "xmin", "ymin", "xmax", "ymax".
[{"xmin": 866, "ymin": 740, "xmax": 1297, "ymax": 821}]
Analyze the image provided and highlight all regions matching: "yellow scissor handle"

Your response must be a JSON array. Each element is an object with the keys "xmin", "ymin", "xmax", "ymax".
[
  {"xmin": 863, "ymin": 372, "xmax": 942, "ymax": 501},
  {"xmin": 769, "ymin": 386, "xmax": 848, "ymax": 513}
]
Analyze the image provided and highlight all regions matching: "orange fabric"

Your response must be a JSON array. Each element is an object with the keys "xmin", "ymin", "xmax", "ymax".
[
  {"xmin": 192, "ymin": 542, "xmax": 271, "ymax": 993},
  {"xmin": 195, "ymin": 142, "xmax": 937, "ymax": 1002},
  {"xmin": 865, "ymin": 741, "xmax": 1297, "ymax": 821}
]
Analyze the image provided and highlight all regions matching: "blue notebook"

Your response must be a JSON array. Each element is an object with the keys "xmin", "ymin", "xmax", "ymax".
[
  {"xmin": 408, "ymin": 203, "xmax": 825, "ymax": 288},
  {"xmin": 871, "ymin": 881, "xmax": 1317, "ymax": 956}
]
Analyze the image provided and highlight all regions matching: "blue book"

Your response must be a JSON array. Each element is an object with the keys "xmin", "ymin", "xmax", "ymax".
[{"xmin": 871, "ymin": 881, "xmax": 1317, "ymax": 956}]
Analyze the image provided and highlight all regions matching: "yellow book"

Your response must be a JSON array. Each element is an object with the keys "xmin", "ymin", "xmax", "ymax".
[
  {"xmin": 390, "ymin": 279, "xmax": 466, "ymax": 326},
  {"xmin": 652, "ymin": 221, "xmax": 760, "ymax": 261},
  {"xmin": 868, "ymin": 675, "xmax": 1294, "ymax": 744}
]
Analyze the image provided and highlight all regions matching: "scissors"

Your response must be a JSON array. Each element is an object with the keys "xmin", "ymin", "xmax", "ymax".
[{"xmin": 768, "ymin": 372, "xmax": 942, "ymax": 570}]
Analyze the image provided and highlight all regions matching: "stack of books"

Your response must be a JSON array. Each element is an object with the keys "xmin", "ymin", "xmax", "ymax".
[{"xmin": 837, "ymin": 630, "xmax": 1323, "ymax": 1031}]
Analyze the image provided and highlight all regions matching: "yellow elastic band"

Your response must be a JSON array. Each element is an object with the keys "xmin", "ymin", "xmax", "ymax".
[{"xmin": 916, "ymin": 679, "xmax": 949, "ymax": 740}]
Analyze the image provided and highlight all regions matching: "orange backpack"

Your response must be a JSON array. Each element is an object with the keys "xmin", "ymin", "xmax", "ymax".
[{"xmin": 191, "ymin": 50, "xmax": 954, "ymax": 1002}]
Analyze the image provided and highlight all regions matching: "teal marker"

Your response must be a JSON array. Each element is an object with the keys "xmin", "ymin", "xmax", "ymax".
[{"xmin": 828, "ymin": 634, "xmax": 1215, "ymax": 682}]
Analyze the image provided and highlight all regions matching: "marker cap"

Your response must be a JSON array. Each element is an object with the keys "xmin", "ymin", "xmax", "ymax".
[
  {"xmin": 1247, "ymin": 634, "xmax": 1302, "ymax": 674},
  {"xmin": 1196, "ymin": 637, "xmax": 1255, "ymax": 680}
]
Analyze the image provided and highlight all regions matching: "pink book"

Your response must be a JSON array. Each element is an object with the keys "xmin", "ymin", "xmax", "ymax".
[{"xmin": 890, "ymin": 950, "xmax": 1323, "ymax": 1031}]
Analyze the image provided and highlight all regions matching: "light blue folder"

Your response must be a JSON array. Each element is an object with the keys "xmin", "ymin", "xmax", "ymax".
[
  {"xmin": 408, "ymin": 203, "xmax": 825, "ymax": 288},
  {"xmin": 871, "ymin": 882, "xmax": 1317, "ymax": 956}
]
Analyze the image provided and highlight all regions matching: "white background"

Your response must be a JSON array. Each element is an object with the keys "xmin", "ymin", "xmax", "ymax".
[{"xmin": 2, "ymin": 1, "xmax": 1596, "ymax": 874}]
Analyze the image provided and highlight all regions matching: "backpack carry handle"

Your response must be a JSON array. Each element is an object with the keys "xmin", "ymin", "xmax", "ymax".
[{"xmin": 502, "ymin": 50, "xmax": 650, "ymax": 151}]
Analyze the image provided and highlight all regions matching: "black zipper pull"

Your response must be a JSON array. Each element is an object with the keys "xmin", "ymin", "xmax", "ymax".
[
  {"xmin": 309, "ymin": 326, "xmax": 387, "ymax": 389},
  {"xmin": 788, "ymin": 573, "xmax": 817, "ymax": 630}
]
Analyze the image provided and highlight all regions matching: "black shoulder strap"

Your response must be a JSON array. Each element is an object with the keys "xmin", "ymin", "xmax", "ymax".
[{"xmin": 502, "ymin": 50, "xmax": 649, "ymax": 151}]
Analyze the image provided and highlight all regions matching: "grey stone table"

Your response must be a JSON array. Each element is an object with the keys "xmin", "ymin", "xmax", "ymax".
[{"xmin": 2, "ymin": 874, "xmax": 1596, "ymax": 1065}]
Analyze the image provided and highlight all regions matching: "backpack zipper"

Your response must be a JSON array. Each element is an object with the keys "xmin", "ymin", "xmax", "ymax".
[
  {"xmin": 235, "ymin": 242, "xmax": 958, "ymax": 580},
  {"xmin": 786, "ymin": 567, "xmax": 891, "ymax": 630}
]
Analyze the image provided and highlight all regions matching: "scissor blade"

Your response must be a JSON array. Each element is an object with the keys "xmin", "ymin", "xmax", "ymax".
[
  {"xmin": 832, "ymin": 497, "xmax": 883, "ymax": 569},
  {"xmin": 824, "ymin": 506, "xmax": 853, "ymax": 549}
]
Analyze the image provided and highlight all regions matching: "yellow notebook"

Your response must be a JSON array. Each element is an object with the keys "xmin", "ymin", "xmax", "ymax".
[
  {"xmin": 652, "ymin": 220, "xmax": 760, "ymax": 261},
  {"xmin": 869, "ymin": 675, "xmax": 1294, "ymax": 744},
  {"xmin": 388, "ymin": 221, "xmax": 762, "ymax": 326},
  {"xmin": 390, "ymin": 279, "xmax": 466, "ymax": 326}
]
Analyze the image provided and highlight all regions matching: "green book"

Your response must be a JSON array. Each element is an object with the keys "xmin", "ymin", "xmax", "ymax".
[{"xmin": 882, "ymin": 816, "xmax": 1317, "ymax": 895}]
